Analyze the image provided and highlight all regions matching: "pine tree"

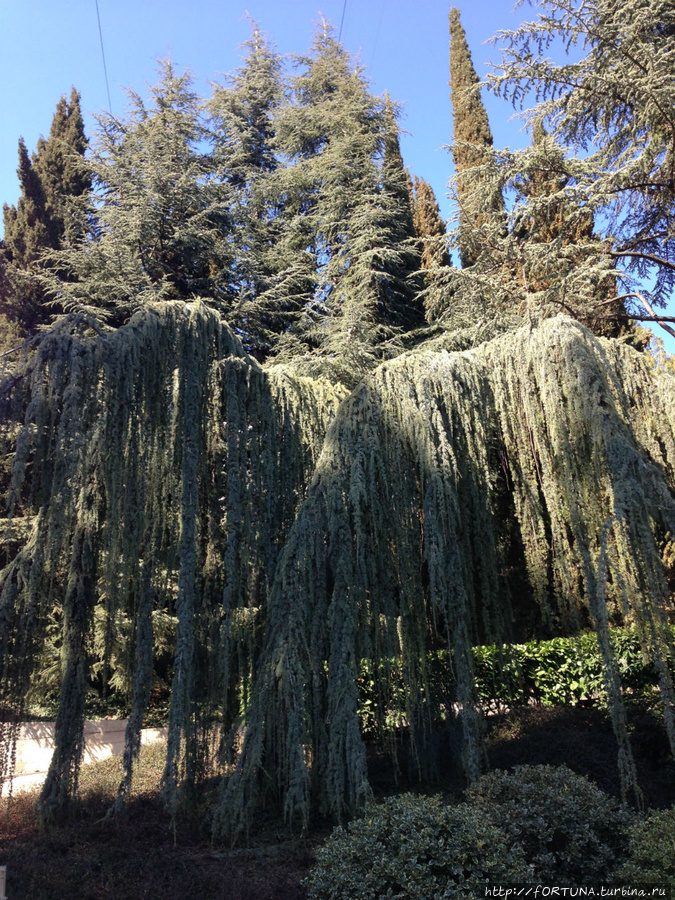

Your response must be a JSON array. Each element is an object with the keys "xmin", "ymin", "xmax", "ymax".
[
  {"xmin": 50, "ymin": 62, "xmax": 231, "ymax": 323},
  {"xmin": 274, "ymin": 23, "xmax": 422, "ymax": 382},
  {"xmin": 1, "ymin": 91, "xmax": 89, "ymax": 332},
  {"xmin": 208, "ymin": 23, "xmax": 291, "ymax": 357},
  {"xmin": 448, "ymin": 7, "xmax": 503, "ymax": 269},
  {"xmin": 274, "ymin": 20, "xmax": 382, "ymax": 378}
]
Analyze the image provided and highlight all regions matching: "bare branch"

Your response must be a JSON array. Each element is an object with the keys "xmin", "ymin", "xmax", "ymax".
[
  {"xmin": 611, "ymin": 251, "xmax": 675, "ymax": 272},
  {"xmin": 0, "ymin": 344, "xmax": 26, "ymax": 360},
  {"xmin": 619, "ymin": 292, "xmax": 675, "ymax": 340}
]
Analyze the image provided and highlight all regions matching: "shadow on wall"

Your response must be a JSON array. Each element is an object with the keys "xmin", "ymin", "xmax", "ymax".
[{"xmin": 1, "ymin": 720, "xmax": 167, "ymax": 795}]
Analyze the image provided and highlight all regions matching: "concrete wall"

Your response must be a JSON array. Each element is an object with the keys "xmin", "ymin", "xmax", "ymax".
[{"xmin": 2, "ymin": 720, "xmax": 167, "ymax": 796}]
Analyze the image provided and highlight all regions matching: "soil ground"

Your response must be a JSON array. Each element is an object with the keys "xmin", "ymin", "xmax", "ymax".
[{"xmin": 1, "ymin": 703, "xmax": 672, "ymax": 900}]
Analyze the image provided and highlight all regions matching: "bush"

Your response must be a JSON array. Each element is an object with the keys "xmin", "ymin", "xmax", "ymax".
[
  {"xmin": 615, "ymin": 807, "xmax": 675, "ymax": 886},
  {"xmin": 466, "ymin": 764, "xmax": 631, "ymax": 882},
  {"xmin": 304, "ymin": 792, "xmax": 531, "ymax": 900},
  {"xmin": 472, "ymin": 629, "xmax": 662, "ymax": 710}
]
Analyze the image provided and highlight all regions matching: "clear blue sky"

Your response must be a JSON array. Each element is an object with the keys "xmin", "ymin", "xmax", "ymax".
[
  {"xmin": 1, "ymin": 0, "xmax": 671, "ymax": 348},
  {"xmin": 0, "ymin": 0, "xmax": 528, "ymax": 222}
]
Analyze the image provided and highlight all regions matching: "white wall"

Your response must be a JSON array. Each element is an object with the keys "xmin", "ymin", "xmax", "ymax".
[{"xmin": 2, "ymin": 720, "xmax": 167, "ymax": 795}]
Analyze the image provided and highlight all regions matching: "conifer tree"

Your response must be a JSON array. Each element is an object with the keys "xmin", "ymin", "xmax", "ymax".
[
  {"xmin": 2, "ymin": 138, "xmax": 53, "ymax": 266},
  {"xmin": 441, "ymin": 121, "xmax": 649, "ymax": 343},
  {"xmin": 5, "ymin": 7, "xmax": 675, "ymax": 847},
  {"xmin": 274, "ymin": 23, "xmax": 422, "ymax": 382},
  {"xmin": 489, "ymin": 0, "xmax": 675, "ymax": 336},
  {"xmin": 383, "ymin": 97, "xmax": 415, "ymax": 242},
  {"xmin": 208, "ymin": 24, "xmax": 291, "ymax": 357},
  {"xmin": 50, "ymin": 63, "xmax": 231, "ymax": 323},
  {"xmin": 448, "ymin": 7, "xmax": 503, "ymax": 269},
  {"xmin": 440, "ymin": 16, "xmax": 644, "ymax": 344},
  {"xmin": 409, "ymin": 175, "xmax": 451, "ymax": 322},
  {"xmin": 411, "ymin": 176, "xmax": 449, "ymax": 270},
  {"xmin": 381, "ymin": 97, "xmax": 424, "ymax": 331},
  {"xmin": 512, "ymin": 124, "xmax": 634, "ymax": 340},
  {"xmin": 1, "ymin": 138, "xmax": 58, "ymax": 332},
  {"xmin": 1, "ymin": 91, "xmax": 89, "ymax": 332},
  {"xmin": 34, "ymin": 88, "xmax": 90, "ymax": 248},
  {"xmin": 434, "ymin": 128, "xmax": 622, "ymax": 340}
]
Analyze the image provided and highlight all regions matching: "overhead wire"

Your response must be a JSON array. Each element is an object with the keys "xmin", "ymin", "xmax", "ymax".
[
  {"xmin": 95, "ymin": 0, "xmax": 113, "ymax": 113},
  {"xmin": 338, "ymin": 0, "xmax": 347, "ymax": 42},
  {"xmin": 369, "ymin": 0, "xmax": 386, "ymax": 75}
]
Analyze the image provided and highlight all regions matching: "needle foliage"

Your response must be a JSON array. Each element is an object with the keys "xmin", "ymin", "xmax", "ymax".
[{"xmin": 0, "ymin": 6, "xmax": 674, "ymax": 846}]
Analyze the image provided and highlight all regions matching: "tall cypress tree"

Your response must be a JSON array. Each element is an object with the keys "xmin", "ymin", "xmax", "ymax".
[
  {"xmin": 380, "ymin": 96, "xmax": 424, "ymax": 331},
  {"xmin": 34, "ymin": 88, "xmax": 90, "ymax": 248},
  {"xmin": 409, "ymin": 175, "xmax": 451, "ymax": 321},
  {"xmin": 2, "ymin": 139, "xmax": 53, "ymax": 271},
  {"xmin": 411, "ymin": 176, "xmax": 449, "ymax": 270},
  {"xmin": 2, "ymin": 141, "xmax": 59, "ymax": 332},
  {"xmin": 1, "ymin": 91, "xmax": 89, "ymax": 332},
  {"xmin": 383, "ymin": 96, "xmax": 415, "ymax": 241},
  {"xmin": 449, "ymin": 7, "xmax": 503, "ymax": 269}
]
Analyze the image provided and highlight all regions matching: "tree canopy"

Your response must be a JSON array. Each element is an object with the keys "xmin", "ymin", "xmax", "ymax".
[
  {"xmin": 485, "ymin": 0, "xmax": 675, "ymax": 334},
  {"xmin": 1, "ymin": 89, "xmax": 89, "ymax": 332},
  {"xmin": 0, "ymin": 6, "xmax": 674, "ymax": 844}
]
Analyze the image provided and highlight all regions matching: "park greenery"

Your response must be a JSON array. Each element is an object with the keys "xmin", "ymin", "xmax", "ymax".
[
  {"xmin": 0, "ymin": 0, "xmax": 674, "ymax": 854},
  {"xmin": 306, "ymin": 764, "xmax": 675, "ymax": 898}
]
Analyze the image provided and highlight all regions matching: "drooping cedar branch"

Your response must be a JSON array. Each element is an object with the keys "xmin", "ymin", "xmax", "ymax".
[
  {"xmin": 1, "ymin": 308, "xmax": 675, "ymax": 841},
  {"xmin": 216, "ymin": 315, "xmax": 675, "ymax": 839},
  {"xmin": 0, "ymin": 301, "xmax": 345, "ymax": 825}
]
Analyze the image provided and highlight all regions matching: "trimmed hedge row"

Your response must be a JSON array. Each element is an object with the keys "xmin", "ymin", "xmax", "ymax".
[
  {"xmin": 357, "ymin": 627, "xmax": 667, "ymax": 726},
  {"xmin": 471, "ymin": 628, "xmax": 663, "ymax": 708}
]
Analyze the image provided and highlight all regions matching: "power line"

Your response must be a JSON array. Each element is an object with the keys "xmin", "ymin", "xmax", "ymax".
[
  {"xmin": 95, "ymin": 0, "xmax": 113, "ymax": 113},
  {"xmin": 369, "ymin": 0, "xmax": 386, "ymax": 76},
  {"xmin": 338, "ymin": 0, "xmax": 347, "ymax": 42}
]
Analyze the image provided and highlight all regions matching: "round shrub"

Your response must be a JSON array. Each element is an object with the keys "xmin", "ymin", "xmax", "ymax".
[
  {"xmin": 466, "ymin": 764, "xmax": 632, "ymax": 883},
  {"xmin": 304, "ymin": 792, "xmax": 531, "ymax": 900},
  {"xmin": 615, "ymin": 807, "xmax": 675, "ymax": 886}
]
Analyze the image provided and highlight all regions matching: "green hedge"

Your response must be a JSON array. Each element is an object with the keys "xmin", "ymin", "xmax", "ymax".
[
  {"xmin": 357, "ymin": 627, "xmax": 667, "ymax": 726},
  {"xmin": 472, "ymin": 627, "xmax": 663, "ymax": 708}
]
